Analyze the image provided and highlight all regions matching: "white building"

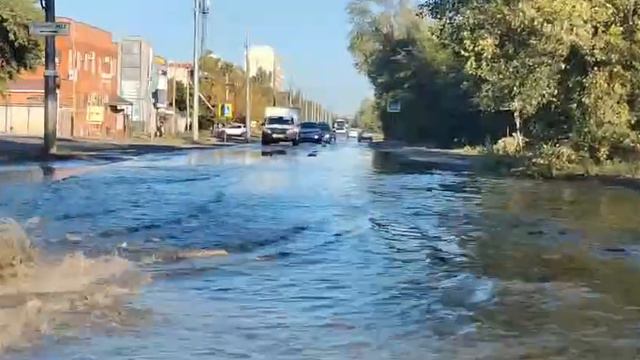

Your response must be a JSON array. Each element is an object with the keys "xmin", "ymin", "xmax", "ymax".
[{"xmin": 247, "ymin": 45, "xmax": 285, "ymax": 91}]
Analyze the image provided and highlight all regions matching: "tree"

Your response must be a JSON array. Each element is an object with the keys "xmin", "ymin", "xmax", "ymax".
[
  {"xmin": 355, "ymin": 98, "xmax": 381, "ymax": 132},
  {"xmin": 0, "ymin": 0, "xmax": 42, "ymax": 90},
  {"xmin": 347, "ymin": 0, "xmax": 499, "ymax": 146},
  {"xmin": 168, "ymin": 80, "xmax": 188, "ymax": 112},
  {"xmin": 452, "ymin": 0, "xmax": 574, "ymax": 150}
]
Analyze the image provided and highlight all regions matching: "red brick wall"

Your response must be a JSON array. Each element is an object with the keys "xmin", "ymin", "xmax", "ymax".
[
  {"xmin": 1, "ymin": 18, "xmax": 121, "ymax": 139},
  {"xmin": 56, "ymin": 18, "xmax": 119, "ymax": 138}
]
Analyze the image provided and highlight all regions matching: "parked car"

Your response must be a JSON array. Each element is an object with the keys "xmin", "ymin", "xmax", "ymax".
[
  {"xmin": 318, "ymin": 123, "xmax": 336, "ymax": 143},
  {"xmin": 219, "ymin": 123, "xmax": 247, "ymax": 139},
  {"xmin": 348, "ymin": 129, "xmax": 360, "ymax": 138},
  {"xmin": 358, "ymin": 130, "xmax": 374, "ymax": 143},
  {"xmin": 298, "ymin": 122, "xmax": 324, "ymax": 144}
]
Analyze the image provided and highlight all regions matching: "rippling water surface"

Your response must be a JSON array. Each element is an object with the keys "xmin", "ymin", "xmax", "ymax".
[{"xmin": 2, "ymin": 143, "xmax": 640, "ymax": 359}]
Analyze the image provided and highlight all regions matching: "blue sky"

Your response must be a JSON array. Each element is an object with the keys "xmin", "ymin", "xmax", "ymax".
[{"xmin": 57, "ymin": 0, "xmax": 371, "ymax": 115}]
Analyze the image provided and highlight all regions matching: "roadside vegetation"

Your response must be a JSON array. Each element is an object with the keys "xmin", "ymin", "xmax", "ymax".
[
  {"xmin": 347, "ymin": 0, "xmax": 640, "ymax": 179},
  {"xmin": 0, "ymin": 0, "xmax": 42, "ymax": 90}
]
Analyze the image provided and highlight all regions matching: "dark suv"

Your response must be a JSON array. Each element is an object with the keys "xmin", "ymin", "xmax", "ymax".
[{"xmin": 319, "ymin": 123, "xmax": 336, "ymax": 143}]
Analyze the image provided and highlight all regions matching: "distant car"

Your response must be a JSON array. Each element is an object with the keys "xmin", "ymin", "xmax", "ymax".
[
  {"xmin": 334, "ymin": 119, "xmax": 347, "ymax": 134},
  {"xmin": 348, "ymin": 129, "xmax": 359, "ymax": 138},
  {"xmin": 318, "ymin": 123, "xmax": 336, "ymax": 143},
  {"xmin": 298, "ymin": 122, "xmax": 324, "ymax": 144},
  {"xmin": 358, "ymin": 130, "xmax": 374, "ymax": 143},
  {"xmin": 219, "ymin": 123, "xmax": 247, "ymax": 138}
]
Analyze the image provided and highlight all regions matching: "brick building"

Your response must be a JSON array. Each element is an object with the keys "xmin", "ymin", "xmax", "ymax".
[{"xmin": 0, "ymin": 17, "xmax": 126, "ymax": 138}]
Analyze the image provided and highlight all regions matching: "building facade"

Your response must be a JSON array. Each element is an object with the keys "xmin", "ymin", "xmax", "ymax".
[
  {"xmin": 1, "ymin": 18, "xmax": 121, "ymax": 138},
  {"xmin": 248, "ymin": 45, "xmax": 285, "ymax": 91},
  {"xmin": 119, "ymin": 37, "xmax": 156, "ymax": 134},
  {"xmin": 57, "ymin": 17, "xmax": 121, "ymax": 138}
]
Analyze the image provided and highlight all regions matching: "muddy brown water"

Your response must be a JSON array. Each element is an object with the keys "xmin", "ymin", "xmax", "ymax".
[{"xmin": 1, "ymin": 142, "xmax": 640, "ymax": 359}]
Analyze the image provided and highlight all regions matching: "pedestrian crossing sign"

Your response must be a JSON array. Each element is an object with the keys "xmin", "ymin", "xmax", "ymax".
[{"xmin": 219, "ymin": 103, "xmax": 233, "ymax": 119}]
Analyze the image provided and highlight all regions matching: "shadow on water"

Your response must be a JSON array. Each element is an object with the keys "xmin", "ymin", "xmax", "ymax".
[
  {"xmin": 372, "ymin": 150, "xmax": 472, "ymax": 174},
  {"xmin": 455, "ymin": 180, "xmax": 640, "ymax": 358},
  {"xmin": 370, "ymin": 149, "xmax": 640, "ymax": 357}
]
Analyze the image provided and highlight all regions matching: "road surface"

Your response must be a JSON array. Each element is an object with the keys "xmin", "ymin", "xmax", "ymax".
[{"xmin": 2, "ymin": 140, "xmax": 640, "ymax": 359}]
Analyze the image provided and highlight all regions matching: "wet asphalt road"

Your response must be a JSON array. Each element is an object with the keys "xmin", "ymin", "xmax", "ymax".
[{"xmin": 3, "ymin": 139, "xmax": 640, "ymax": 359}]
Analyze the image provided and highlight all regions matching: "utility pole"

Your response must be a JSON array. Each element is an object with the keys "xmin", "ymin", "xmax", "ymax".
[
  {"xmin": 169, "ymin": 64, "xmax": 177, "ymax": 112},
  {"xmin": 272, "ymin": 56, "xmax": 277, "ymax": 106},
  {"xmin": 43, "ymin": 0, "xmax": 57, "ymax": 155},
  {"xmin": 192, "ymin": 0, "xmax": 200, "ymax": 141},
  {"xmin": 186, "ymin": 73, "xmax": 190, "ymax": 131},
  {"xmin": 245, "ymin": 34, "xmax": 251, "ymax": 142}
]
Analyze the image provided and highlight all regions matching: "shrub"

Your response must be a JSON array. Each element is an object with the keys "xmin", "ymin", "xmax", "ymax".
[
  {"xmin": 493, "ymin": 136, "xmax": 522, "ymax": 156},
  {"xmin": 530, "ymin": 144, "xmax": 578, "ymax": 178}
]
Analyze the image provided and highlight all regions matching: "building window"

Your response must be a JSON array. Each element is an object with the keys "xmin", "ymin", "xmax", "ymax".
[
  {"xmin": 84, "ymin": 53, "xmax": 89, "ymax": 72},
  {"xmin": 103, "ymin": 56, "xmax": 111, "ymax": 75},
  {"xmin": 68, "ymin": 49, "xmax": 73, "ymax": 74},
  {"xmin": 90, "ymin": 52, "xmax": 96, "ymax": 75}
]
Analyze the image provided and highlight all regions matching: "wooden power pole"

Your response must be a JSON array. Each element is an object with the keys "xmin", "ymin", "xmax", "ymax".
[{"xmin": 43, "ymin": 0, "xmax": 58, "ymax": 155}]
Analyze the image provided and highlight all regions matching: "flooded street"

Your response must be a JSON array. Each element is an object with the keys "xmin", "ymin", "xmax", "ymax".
[{"xmin": 2, "ymin": 141, "xmax": 640, "ymax": 359}]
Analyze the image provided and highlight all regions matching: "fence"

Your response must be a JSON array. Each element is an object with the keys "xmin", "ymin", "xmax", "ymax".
[{"xmin": 0, "ymin": 105, "xmax": 45, "ymax": 137}]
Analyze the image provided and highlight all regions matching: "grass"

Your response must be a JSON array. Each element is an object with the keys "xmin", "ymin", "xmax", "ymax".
[{"xmin": 463, "ymin": 147, "xmax": 640, "ymax": 180}]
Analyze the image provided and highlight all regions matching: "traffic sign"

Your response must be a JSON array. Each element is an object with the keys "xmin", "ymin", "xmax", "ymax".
[
  {"xmin": 220, "ymin": 103, "xmax": 233, "ymax": 119},
  {"xmin": 29, "ymin": 22, "xmax": 70, "ymax": 36},
  {"xmin": 387, "ymin": 99, "xmax": 401, "ymax": 113}
]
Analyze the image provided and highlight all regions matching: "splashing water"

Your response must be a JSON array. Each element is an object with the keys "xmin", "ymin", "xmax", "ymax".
[{"xmin": 0, "ymin": 218, "xmax": 149, "ymax": 352}]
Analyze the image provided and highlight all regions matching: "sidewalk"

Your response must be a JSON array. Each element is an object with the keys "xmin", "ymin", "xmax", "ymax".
[{"xmin": 0, "ymin": 135, "xmax": 237, "ymax": 164}]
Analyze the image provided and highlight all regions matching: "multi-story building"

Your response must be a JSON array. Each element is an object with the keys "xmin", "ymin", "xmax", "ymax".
[
  {"xmin": 119, "ymin": 37, "xmax": 156, "ymax": 134},
  {"xmin": 248, "ymin": 45, "xmax": 285, "ymax": 91},
  {"xmin": 57, "ymin": 17, "xmax": 121, "ymax": 138},
  {"xmin": 1, "ymin": 17, "xmax": 123, "ymax": 138}
]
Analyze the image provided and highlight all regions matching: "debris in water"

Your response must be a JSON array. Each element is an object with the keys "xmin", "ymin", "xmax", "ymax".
[{"xmin": 65, "ymin": 233, "xmax": 83, "ymax": 243}]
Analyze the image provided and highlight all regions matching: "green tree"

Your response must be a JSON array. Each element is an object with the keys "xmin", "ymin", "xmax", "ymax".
[
  {"xmin": 0, "ymin": 0, "xmax": 42, "ymax": 90},
  {"xmin": 355, "ymin": 98, "xmax": 381, "ymax": 132},
  {"xmin": 347, "ymin": 0, "xmax": 500, "ymax": 146},
  {"xmin": 168, "ymin": 80, "xmax": 188, "ymax": 112}
]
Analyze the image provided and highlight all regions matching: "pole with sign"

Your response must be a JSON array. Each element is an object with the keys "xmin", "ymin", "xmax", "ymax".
[
  {"xmin": 33, "ymin": 0, "xmax": 68, "ymax": 155},
  {"xmin": 29, "ymin": 22, "xmax": 70, "ymax": 36},
  {"xmin": 387, "ymin": 98, "xmax": 401, "ymax": 130}
]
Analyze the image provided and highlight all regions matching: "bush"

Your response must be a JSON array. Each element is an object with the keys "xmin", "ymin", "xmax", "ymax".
[
  {"xmin": 493, "ymin": 136, "xmax": 522, "ymax": 156},
  {"xmin": 530, "ymin": 144, "xmax": 578, "ymax": 178}
]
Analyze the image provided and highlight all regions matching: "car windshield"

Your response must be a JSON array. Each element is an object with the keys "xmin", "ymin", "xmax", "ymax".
[
  {"xmin": 266, "ymin": 117, "xmax": 293, "ymax": 125},
  {"xmin": 300, "ymin": 122, "xmax": 320, "ymax": 129},
  {"xmin": 319, "ymin": 124, "xmax": 331, "ymax": 131}
]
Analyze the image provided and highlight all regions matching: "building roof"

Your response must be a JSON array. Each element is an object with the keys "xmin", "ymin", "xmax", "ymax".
[{"xmin": 6, "ymin": 79, "xmax": 44, "ymax": 92}]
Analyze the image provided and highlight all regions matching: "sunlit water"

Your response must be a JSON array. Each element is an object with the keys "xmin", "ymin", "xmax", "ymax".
[{"xmin": 2, "ymin": 142, "xmax": 640, "ymax": 359}]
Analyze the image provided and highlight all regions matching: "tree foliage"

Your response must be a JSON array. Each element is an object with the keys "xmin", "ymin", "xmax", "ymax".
[
  {"xmin": 349, "ymin": 0, "xmax": 640, "ymax": 162},
  {"xmin": 347, "ymin": 0, "xmax": 504, "ymax": 146},
  {"xmin": 354, "ymin": 98, "xmax": 382, "ymax": 132},
  {"xmin": 0, "ymin": 0, "xmax": 42, "ymax": 90}
]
